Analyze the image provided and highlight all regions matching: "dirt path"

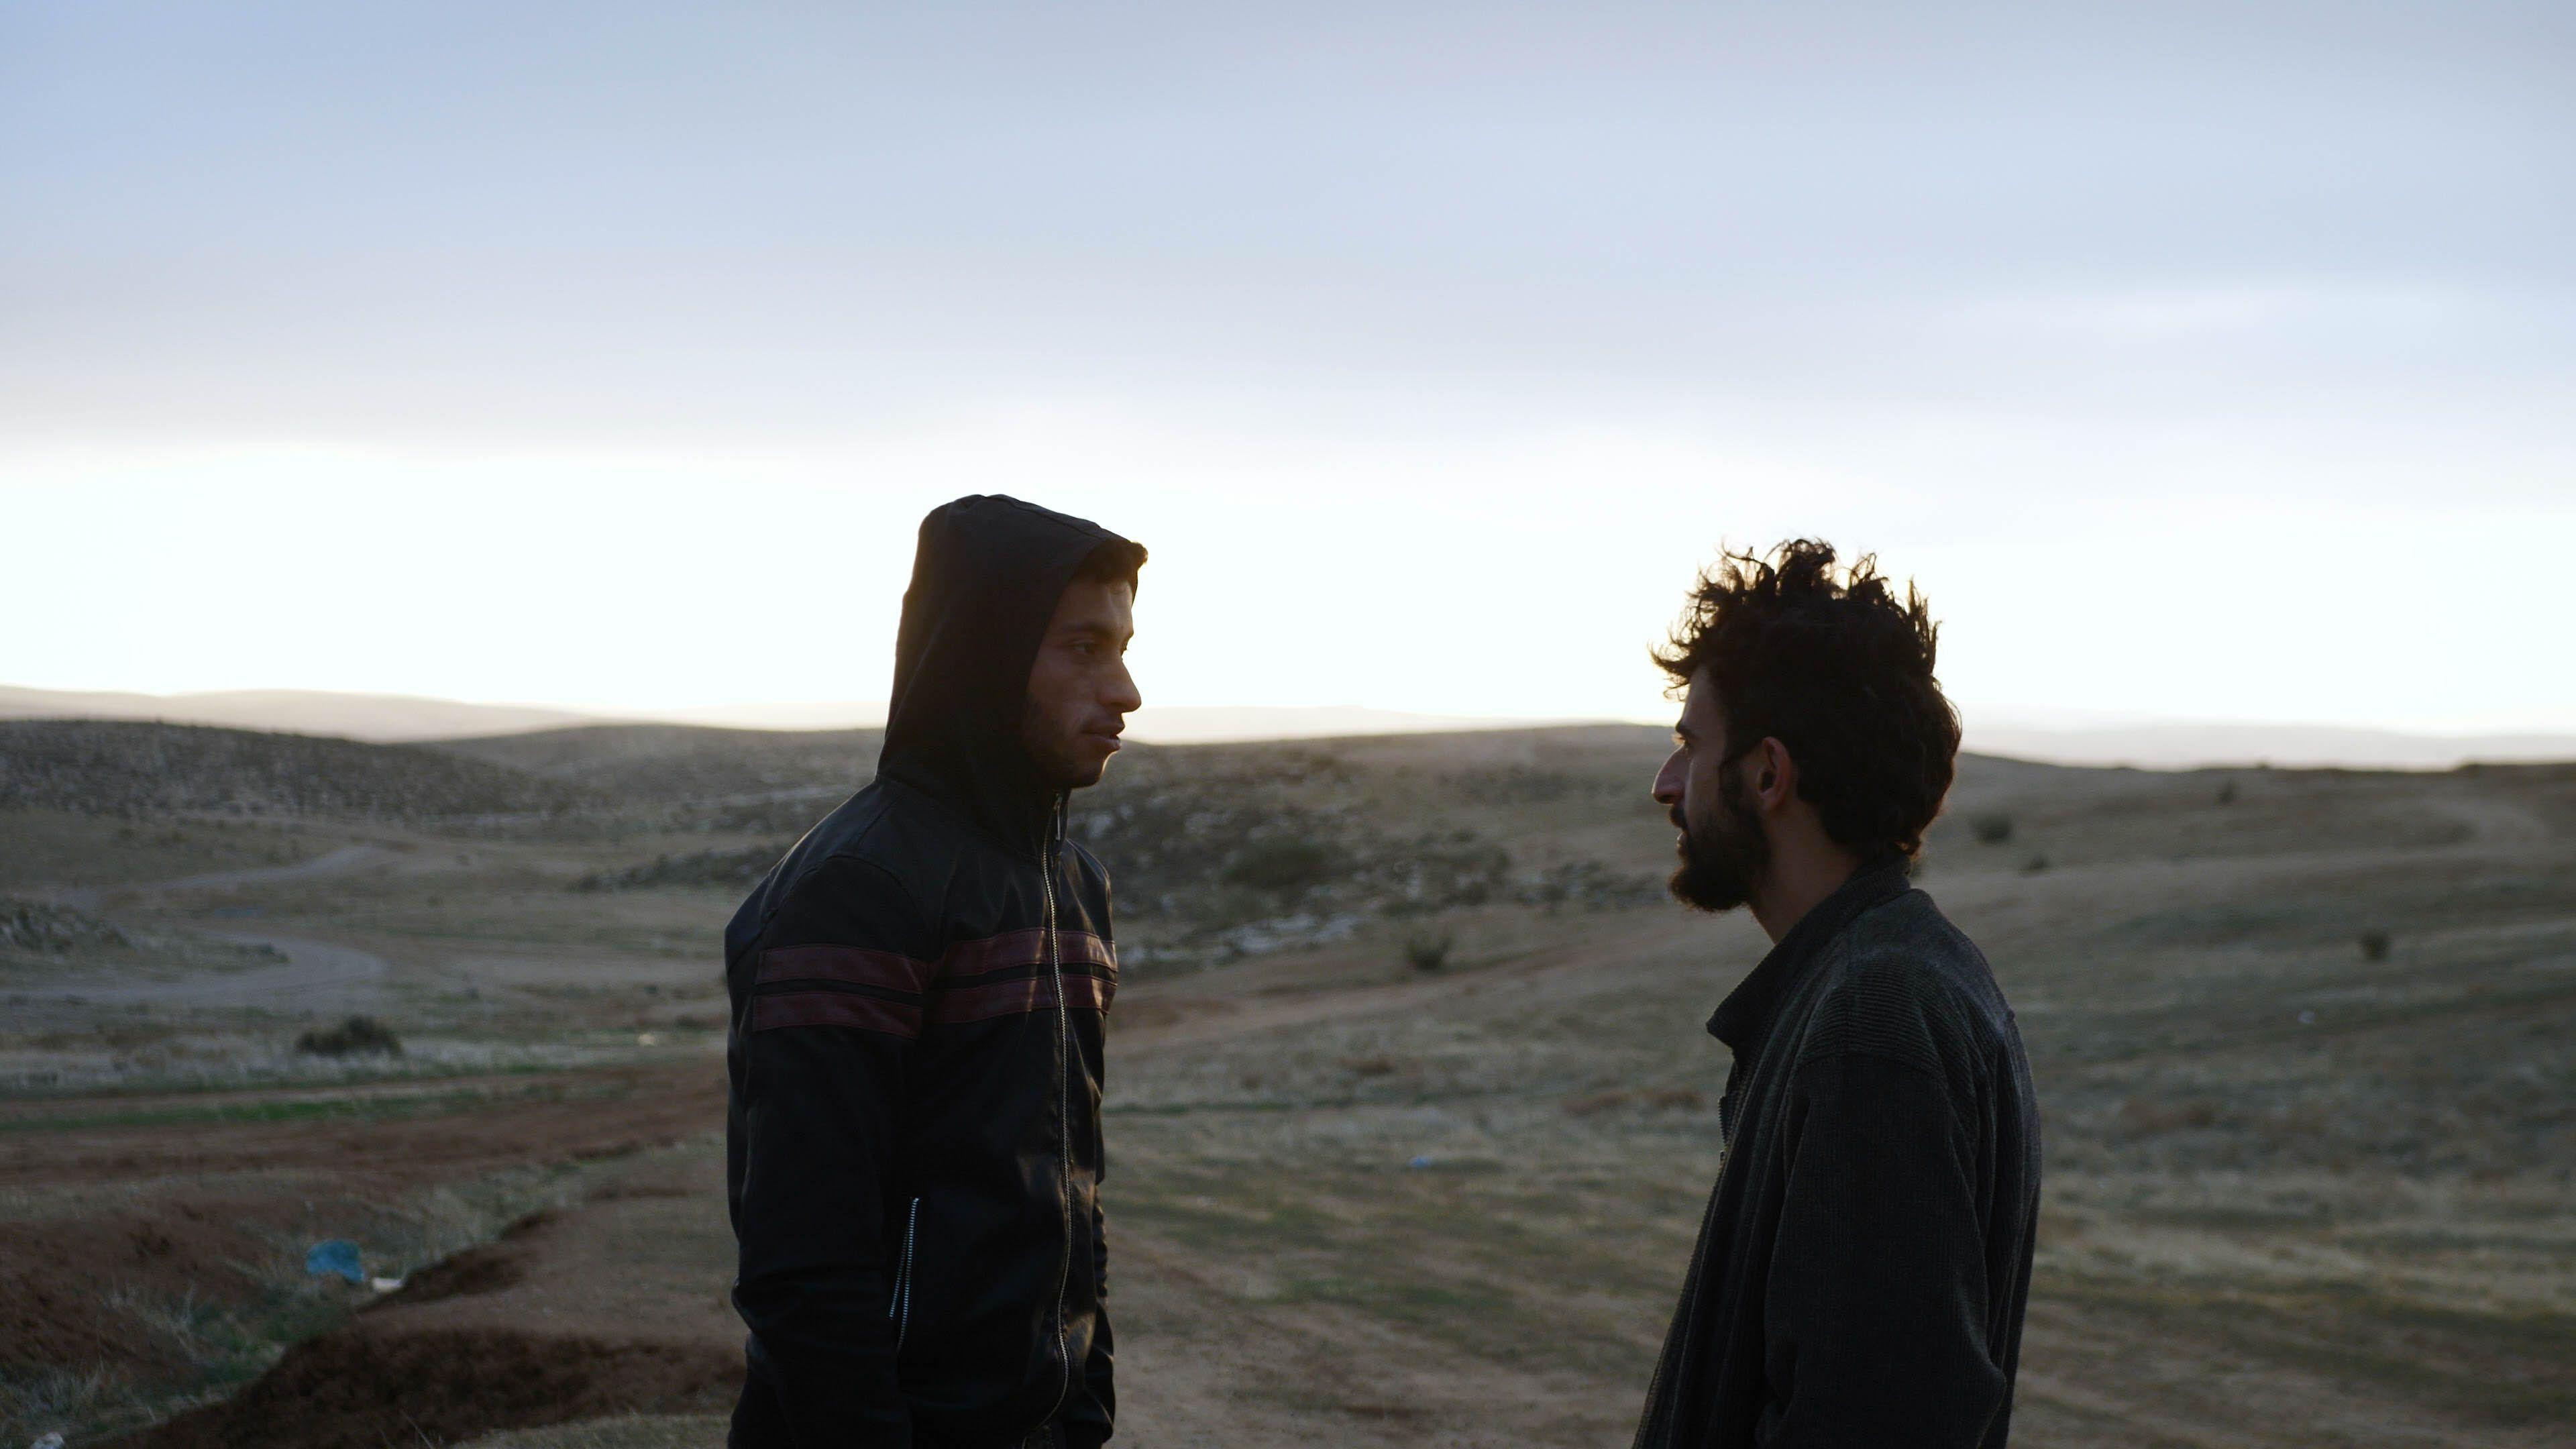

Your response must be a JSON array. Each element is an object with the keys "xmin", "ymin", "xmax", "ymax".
[
  {"xmin": 36, "ymin": 929, "xmax": 389, "ymax": 1008},
  {"xmin": 2422, "ymin": 791, "xmax": 2552, "ymax": 846},
  {"xmin": 148, "ymin": 843, "xmax": 405, "ymax": 895},
  {"xmin": 42, "ymin": 842, "xmax": 401, "ymax": 913}
]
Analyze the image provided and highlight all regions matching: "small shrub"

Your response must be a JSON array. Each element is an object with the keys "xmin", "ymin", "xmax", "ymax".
[
  {"xmin": 2215, "ymin": 780, "xmax": 2237, "ymax": 805},
  {"xmin": 2358, "ymin": 929, "xmax": 2392, "ymax": 962},
  {"xmin": 2019, "ymin": 853, "xmax": 2049, "ymax": 875},
  {"xmin": 1402, "ymin": 931, "xmax": 1454, "ymax": 973},
  {"xmin": 296, "ymin": 1016, "xmax": 403, "ymax": 1057},
  {"xmin": 1971, "ymin": 813, "xmax": 2013, "ymax": 845}
]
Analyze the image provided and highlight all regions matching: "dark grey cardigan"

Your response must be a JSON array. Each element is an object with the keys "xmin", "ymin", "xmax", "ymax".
[{"xmin": 1633, "ymin": 862, "xmax": 2042, "ymax": 1449}]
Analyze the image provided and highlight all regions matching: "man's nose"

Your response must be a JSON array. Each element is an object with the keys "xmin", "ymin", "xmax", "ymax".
[
  {"xmin": 1104, "ymin": 660, "xmax": 1143, "ymax": 715},
  {"xmin": 1652, "ymin": 752, "xmax": 1684, "ymax": 805}
]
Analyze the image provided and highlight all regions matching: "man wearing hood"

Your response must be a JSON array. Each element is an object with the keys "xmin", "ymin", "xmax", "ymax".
[{"xmin": 724, "ymin": 496, "xmax": 1146, "ymax": 1449}]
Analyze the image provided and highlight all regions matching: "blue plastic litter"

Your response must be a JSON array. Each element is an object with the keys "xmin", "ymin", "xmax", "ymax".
[
  {"xmin": 305, "ymin": 1239, "xmax": 365, "ymax": 1283},
  {"xmin": 1407, "ymin": 1155, "xmax": 1432, "ymax": 1169}
]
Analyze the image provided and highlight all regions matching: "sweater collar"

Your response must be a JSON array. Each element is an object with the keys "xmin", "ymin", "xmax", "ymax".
[{"xmin": 1705, "ymin": 857, "xmax": 1913, "ymax": 1052}]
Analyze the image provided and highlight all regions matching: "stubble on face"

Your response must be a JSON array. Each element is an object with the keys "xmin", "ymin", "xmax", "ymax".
[
  {"xmin": 1668, "ymin": 757, "xmax": 1771, "ymax": 913},
  {"xmin": 1018, "ymin": 576, "xmax": 1139, "ymax": 792}
]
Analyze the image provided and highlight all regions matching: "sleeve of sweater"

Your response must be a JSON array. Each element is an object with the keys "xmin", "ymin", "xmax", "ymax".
[
  {"xmin": 731, "ymin": 853, "xmax": 937, "ymax": 1448},
  {"xmin": 1757, "ymin": 1039, "xmax": 2010, "ymax": 1448}
]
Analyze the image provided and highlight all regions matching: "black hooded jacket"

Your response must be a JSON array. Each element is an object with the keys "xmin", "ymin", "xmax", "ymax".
[{"xmin": 724, "ymin": 496, "xmax": 1143, "ymax": 1449}]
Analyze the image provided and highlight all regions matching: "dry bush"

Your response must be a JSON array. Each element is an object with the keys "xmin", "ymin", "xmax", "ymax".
[
  {"xmin": 295, "ymin": 1016, "xmax": 403, "ymax": 1057},
  {"xmin": 1402, "ymin": 932, "xmax": 1454, "ymax": 973}
]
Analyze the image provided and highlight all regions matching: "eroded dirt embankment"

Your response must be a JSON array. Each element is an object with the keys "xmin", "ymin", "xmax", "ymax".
[
  {"xmin": 103, "ymin": 1138, "xmax": 742, "ymax": 1448},
  {"xmin": 0, "ymin": 1061, "xmax": 733, "ymax": 1448},
  {"xmin": 122, "ymin": 1328, "xmax": 735, "ymax": 1449}
]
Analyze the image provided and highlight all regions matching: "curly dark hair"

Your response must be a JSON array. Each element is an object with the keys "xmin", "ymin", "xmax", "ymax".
[{"xmin": 1652, "ymin": 539, "xmax": 1960, "ymax": 861}]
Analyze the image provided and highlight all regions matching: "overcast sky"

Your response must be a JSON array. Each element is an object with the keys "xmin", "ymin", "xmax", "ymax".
[{"xmin": 6, "ymin": 1, "xmax": 2570, "ymax": 731}]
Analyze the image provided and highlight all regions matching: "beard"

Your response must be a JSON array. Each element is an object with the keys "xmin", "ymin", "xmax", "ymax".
[{"xmin": 1667, "ymin": 768, "xmax": 1770, "ymax": 913}]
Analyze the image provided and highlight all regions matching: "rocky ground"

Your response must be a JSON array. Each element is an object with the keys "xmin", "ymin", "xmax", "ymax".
[{"xmin": 1, "ymin": 720, "xmax": 2570, "ymax": 1446}]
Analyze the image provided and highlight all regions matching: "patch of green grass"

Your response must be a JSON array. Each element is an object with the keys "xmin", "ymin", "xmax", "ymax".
[
  {"xmin": 0, "ymin": 1081, "xmax": 586, "ymax": 1133},
  {"xmin": 9, "ymin": 1053, "xmax": 579, "ymax": 1103}
]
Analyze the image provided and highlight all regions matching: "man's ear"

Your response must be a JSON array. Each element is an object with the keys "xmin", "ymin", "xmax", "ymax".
[{"xmin": 1752, "ymin": 737, "xmax": 1794, "ymax": 810}]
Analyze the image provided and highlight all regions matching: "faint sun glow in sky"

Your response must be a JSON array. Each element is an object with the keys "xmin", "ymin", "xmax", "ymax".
[{"xmin": 5, "ymin": 2, "xmax": 2571, "ymax": 732}]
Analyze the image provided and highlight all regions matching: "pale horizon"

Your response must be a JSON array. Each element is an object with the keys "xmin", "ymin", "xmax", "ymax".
[
  {"xmin": 9, "ymin": 680, "xmax": 2574, "ymax": 772},
  {"xmin": 7, "ymin": 3, "xmax": 2571, "ymax": 736}
]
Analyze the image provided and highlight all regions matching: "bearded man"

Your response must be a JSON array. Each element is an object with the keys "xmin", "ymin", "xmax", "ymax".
[
  {"xmin": 724, "ymin": 496, "xmax": 1143, "ymax": 1449},
  {"xmin": 1634, "ymin": 539, "xmax": 2041, "ymax": 1449}
]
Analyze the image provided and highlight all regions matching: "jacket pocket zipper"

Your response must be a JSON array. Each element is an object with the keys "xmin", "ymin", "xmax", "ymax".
[{"xmin": 890, "ymin": 1195, "xmax": 920, "ymax": 1350}]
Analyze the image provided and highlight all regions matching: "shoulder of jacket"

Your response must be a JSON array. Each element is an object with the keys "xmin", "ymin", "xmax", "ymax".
[
  {"xmin": 1794, "ymin": 892, "xmax": 1997, "ymax": 1078},
  {"xmin": 1063, "ymin": 836, "xmax": 1112, "ymax": 888},
  {"xmin": 762, "ymin": 790, "xmax": 949, "ymax": 933}
]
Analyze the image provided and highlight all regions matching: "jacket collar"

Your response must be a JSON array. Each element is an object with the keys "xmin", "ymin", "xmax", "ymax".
[{"xmin": 1706, "ymin": 857, "xmax": 1913, "ymax": 1053}]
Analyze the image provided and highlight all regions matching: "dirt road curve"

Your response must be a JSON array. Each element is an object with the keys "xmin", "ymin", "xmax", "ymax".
[{"xmin": 44, "ymin": 930, "xmax": 388, "ymax": 1007}]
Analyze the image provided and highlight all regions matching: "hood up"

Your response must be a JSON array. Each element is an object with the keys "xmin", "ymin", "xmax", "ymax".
[{"xmin": 877, "ymin": 494, "xmax": 1145, "ymax": 852}]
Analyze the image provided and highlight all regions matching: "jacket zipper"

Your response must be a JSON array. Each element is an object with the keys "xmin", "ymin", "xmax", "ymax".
[
  {"xmin": 1032, "ymin": 794, "xmax": 1076, "ymax": 1435},
  {"xmin": 889, "ymin": 1195, "xmax": 920, "ymax": 1350}
]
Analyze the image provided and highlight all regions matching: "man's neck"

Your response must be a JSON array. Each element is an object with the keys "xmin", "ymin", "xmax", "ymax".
[{"xmin": 1748, "ymin": 844, "xmax": 1867, "ymax": 944}]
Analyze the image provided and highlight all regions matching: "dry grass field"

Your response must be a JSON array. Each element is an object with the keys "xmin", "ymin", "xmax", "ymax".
[{"xmin": 3, "ymin": 719, "xmax": 2570, "ymax": 1447}]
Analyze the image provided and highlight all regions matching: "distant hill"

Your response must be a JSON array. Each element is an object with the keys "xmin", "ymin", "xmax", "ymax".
[
  {"xmin": 1970, "ymin": 721, "xmax": 2576, "ymax": 771},
  {"xmin": 7, "ymin": 683, "xmax": 2569, "ymax": 768},
  {"xmin": 451, "ymin": 702, "xmax": 1556, "ymax": 743},
  {"xmin": 439, "ymin": 724, "xmax": 883, "ymax": 812},
  {"xmin": 0, "ymin": 720, "xmax": 597, "ymax": 821},
  {"xmin": 0, "ymin": 686, "xmax": 601, "ymax": 743}
]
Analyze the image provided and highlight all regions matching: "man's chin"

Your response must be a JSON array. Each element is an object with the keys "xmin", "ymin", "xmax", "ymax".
[
  {"xmin": 1055, "ymin": 748, "xmax": 1114, "ymax": 790},
  {"xmin": 1667, "ymin": 864, "xmax": 1750, "ymax": 914},
  {"xmin": 1668, "ymin": 841, "xmax": 1760, "ymax": 913}
]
